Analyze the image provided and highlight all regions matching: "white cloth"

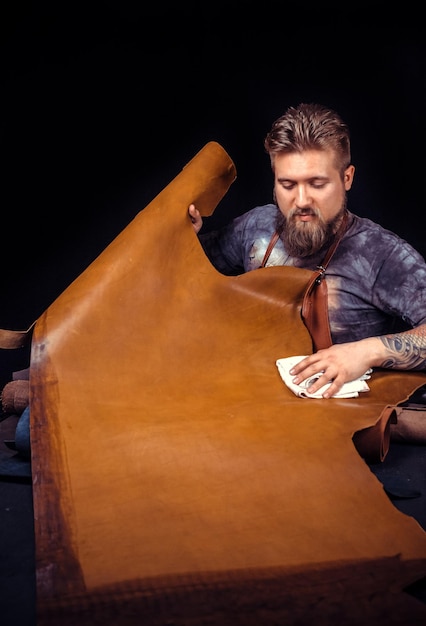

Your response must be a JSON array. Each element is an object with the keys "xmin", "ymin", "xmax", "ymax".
[{"xmin": 276, "ymin": 355, "xmax": 372, "ymax": 399}]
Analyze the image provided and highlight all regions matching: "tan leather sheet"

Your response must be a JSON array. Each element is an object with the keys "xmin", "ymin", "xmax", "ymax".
[{"xmin": 29, "ymin": 142, "xmax": 426, "ymax": 624}]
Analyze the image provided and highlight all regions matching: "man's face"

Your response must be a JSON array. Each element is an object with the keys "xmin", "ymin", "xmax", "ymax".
[{"xmin": 273, "ymin": 149, "xmax": 355, "ymax": 256}]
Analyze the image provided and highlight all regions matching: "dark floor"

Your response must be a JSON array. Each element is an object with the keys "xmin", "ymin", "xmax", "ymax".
[
  {"xmin": 1, "ymin": 416, "xmax": 36, "ymax": 626},
  {"xmin": 1, "ymin": 405, "xmax": 426, "ymax": 626}
]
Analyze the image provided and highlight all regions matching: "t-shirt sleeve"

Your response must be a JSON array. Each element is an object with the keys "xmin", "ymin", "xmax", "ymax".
[{"xmin": 372, "ymin": 240, "xmax": 426, "ymax": 327}]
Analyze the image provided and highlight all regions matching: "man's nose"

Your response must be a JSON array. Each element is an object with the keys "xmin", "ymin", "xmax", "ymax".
[{"xmin": 295, "ymin": 185, "xmax": 312, "ymax": 207}]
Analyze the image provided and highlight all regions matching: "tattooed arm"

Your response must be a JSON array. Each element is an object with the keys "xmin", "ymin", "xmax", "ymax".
[
  {"xmin": 289, "ymin": 323, "xmax": 426, "ymax": 399},
  {"xmin": 379, "ymin": 325, "xmax": 426, "ymax": 370}
]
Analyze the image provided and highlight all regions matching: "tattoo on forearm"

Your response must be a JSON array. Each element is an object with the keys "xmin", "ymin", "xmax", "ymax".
[{"xmin": 380, "ymin": 326, "xmax": 426, "ymax": 370}]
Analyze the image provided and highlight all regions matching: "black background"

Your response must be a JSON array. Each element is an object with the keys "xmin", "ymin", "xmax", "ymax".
[{"xmin": 1, "ymin": 2, "xmax": 425, "ymax": 330}]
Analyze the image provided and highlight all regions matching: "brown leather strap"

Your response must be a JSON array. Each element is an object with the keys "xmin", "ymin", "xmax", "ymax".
[
  {"xmin": 260, "ymin": 231, "xmax": 280, "ymax": 268},
  {"xmin": 318, "ymin": 211, "xmax": 349, "ymax": 273}
]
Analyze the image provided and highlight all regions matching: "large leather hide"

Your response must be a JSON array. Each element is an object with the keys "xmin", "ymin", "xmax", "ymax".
[{"xmin": 27, "ymin": 142, "xmax": 426, "ymax": 624}]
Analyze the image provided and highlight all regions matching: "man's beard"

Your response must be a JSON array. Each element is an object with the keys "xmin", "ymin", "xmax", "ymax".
[{"xmin": 275, "ymin": 199, "xmax": 347, "ymax": 258}]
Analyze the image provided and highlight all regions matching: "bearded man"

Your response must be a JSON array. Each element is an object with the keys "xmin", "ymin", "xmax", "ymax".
[{"xmin": 188, "ymin": 102, "xmax": 426, "ymax": 401}]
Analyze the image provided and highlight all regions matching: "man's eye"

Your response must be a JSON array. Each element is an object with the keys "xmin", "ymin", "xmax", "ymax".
[{"xmin": 311, "ymin": 179, "xmax": 328, "ymax": 189}]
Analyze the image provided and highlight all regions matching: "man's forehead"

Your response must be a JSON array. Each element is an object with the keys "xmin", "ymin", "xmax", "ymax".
[{"xmin": 274, "ymin": 149, "xmax": 338, "ymax": 178}]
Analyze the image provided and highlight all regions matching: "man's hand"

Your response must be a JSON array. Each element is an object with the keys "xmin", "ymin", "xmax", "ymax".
[
  {"xmin": 189, "ymin": 204, "xmax": 203, "ymax": 234},
  {"xmin": 289, "ymin": 337, "xmax": 383, "ymax": 398},
  {"xmin": 290, "ymin": 324, "xmax": 426, "ymax": 397}
]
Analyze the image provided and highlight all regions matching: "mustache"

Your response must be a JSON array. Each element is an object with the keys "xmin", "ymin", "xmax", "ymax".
[{"xmin": 290, "ymin": 207, "xmax": 321, "ymax": 218}]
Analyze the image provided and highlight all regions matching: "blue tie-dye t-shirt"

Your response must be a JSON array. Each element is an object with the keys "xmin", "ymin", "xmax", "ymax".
[{"xmin": 199, "ymin": 204, "xmax": 426, "ymax": 344}]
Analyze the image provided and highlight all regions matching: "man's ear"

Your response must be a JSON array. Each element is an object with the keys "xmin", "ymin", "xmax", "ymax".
[{"xmin": 344, "ymin": 165, "xmax": 355, "ymax": 190}]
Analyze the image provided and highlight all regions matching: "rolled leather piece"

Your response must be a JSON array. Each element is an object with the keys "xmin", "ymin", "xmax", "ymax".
[
  {"xmin": 0, "ymin": 323, "xmax": 35, "ymax": 349},
  {"xmin": 352, "ymin": 405, "xmax": 397, "ymax": 462},
  {"xmin": 1, "ymin": 379, "xmax": 30, "ymax": 415},
  {"xmin": 390, "ymin": 407, "xmax": 426, "ymax": 444}
]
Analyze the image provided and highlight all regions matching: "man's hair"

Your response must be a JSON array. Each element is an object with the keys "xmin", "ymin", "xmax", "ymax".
[{"xmin": 264, "ymin": 103, "xmax": 351, "ymax": 177}]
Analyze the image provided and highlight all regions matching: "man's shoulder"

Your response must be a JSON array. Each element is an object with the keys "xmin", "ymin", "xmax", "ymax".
[
  {"xmin": 241, "ymin": 203, "xmax": 277, "ymax": 217},
  {"xmin": 236, "ymin": 204, "xmax": 278, "ymax": 228},
  {"xmin": 347, "ymin": 213, "xmax": 407, "ymax": 244},
  {"xmin": 345, "ymin": 212, "xmax": 424, "ymax": 263}
]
